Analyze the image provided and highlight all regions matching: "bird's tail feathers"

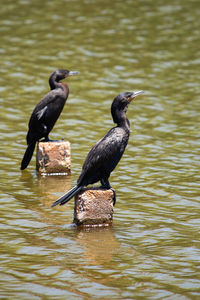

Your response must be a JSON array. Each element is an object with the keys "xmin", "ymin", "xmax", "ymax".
[
  {"xmin": 51, "ymin": 185, "xmax": 83, "ymax": 207},
  {"xmin": 20, "ymin": 142, "xmax": 36, "ymax": 170}
]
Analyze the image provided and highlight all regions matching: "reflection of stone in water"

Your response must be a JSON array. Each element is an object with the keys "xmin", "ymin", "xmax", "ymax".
[
  {"xmin": 38, "ymin": 174, "xmax": 71, "ymax": 194},
  {"xmin": 76, "ymin": 227, "xmax": 120, "ymax": 264},
  {"xmin": 38, "ymin": 174, "xmax": 72, "ymax": 208}
]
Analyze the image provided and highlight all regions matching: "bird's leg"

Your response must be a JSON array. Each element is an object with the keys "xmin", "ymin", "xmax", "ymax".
[
  {"xmin": 44, "ymin": 135, "xmax": 50, "ymax": 142},
  {"xmin": 40, "ymin": 124, "xmax": 53, "ymax": 142},
  {"xmin": 43, "ymin": 128, "xmax": 59, "ymax": 142},
  {"xmin": 100, "ymin": 178, "xmax": 111, "ymax": 189},
  {"xmin": 100, "ymin": 179, "xmax": 116, "ymax": 206},
  {"xmin": 44, "ymin": 130, "xmax": 55, "ymax": 142}
]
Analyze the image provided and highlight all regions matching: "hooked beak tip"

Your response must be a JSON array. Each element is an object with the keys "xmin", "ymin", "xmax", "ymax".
[
  {"xmin": 68, "ymin": 71, "xmax": 79, "ymax": 77},
  {"xmin": 129, "ymin": 90, "xmax": 144, "ymax": 101}
]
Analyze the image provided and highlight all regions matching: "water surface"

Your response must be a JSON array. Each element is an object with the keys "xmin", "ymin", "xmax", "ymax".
[{"xmin": 0, "ymin": 0, "xmax": 200, "ymax": 299}]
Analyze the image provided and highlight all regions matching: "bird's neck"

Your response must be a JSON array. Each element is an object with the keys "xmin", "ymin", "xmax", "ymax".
[
  {"xmin": 118, "ymin": 118, "xmax": 130, "ymax": 132},
  {"xmin": 49, "ymin": 77, "xmax": 69, "ymax": 93},
  {"xmin": 49, "ymin": 74, "xmax": 58, "ymax": 89},
  {"xmin": 113, "ymin": 110, "xmax": 130, "ymax": 131},
  {"xmin": 49, "ymin": 74, "xmax": 68, "ymax": 91}
]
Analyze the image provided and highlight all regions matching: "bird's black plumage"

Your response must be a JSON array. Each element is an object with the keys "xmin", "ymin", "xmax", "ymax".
[
  {"xmin": 20, "ymin": 69, "xmax": 78, "ymax": 170},
  {"xmin": 52, "ymin": 90, "xmax": 144, "ymax": 207}
]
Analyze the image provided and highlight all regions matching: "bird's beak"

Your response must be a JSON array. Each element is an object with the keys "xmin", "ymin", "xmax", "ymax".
[
  {"xmin": 67, "ymin": 71, "xmax": 79, "ymax": 77},
  {"xmin": 128, "ymin": 90, "xmax": 144, "ymax": 102}
]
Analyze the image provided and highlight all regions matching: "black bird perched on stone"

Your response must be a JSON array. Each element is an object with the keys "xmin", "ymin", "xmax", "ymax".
[
  {"xmin": 52, "ymin": 90, "xmax": 144, "ymax": 207},
  {"xmin": 20, "ymin": 69, "xmax": 78, "ymax": 170}
]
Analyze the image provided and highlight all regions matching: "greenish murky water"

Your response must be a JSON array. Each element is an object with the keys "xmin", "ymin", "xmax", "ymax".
[{"xmin": 0, "ymin": 0, "xmax": 200, "ymax": 299}]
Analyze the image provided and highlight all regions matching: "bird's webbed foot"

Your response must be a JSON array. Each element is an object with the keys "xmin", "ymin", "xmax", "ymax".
[
  {"xmin": 45, "ymin": 136, "xmax": 55, "ymax": 142},
  {"xmin": 44, "ymin": 135, "xmax": 50, "ymax": 142},
  {"xmin": 41, "ymin": 135, "xmax": 51, "ymax": 142},
  {"xmin": 43, "ymin": 135, "xmax": 61, "ymax": 142}
]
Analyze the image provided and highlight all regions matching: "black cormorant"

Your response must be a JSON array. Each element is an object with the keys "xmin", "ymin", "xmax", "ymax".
[
  {"xmin": 20, "ymin": 69, "xmax": 78, "ymax": 170},
  {"xmin": 51, "ymin": 90, "xmax": 144, "ymax": 207}
]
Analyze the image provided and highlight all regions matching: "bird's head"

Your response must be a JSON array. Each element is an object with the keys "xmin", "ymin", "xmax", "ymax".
[
  {"xmin": 49, "ymin": 69, "xmax": 79, "ymax": 89},
  {"xmin": 111, "ymin": 91, "xmax": 144, "ymax": 124},
  {"xmin": 53, "ymin": 69, "xmax": 79, "ymax": 81}
]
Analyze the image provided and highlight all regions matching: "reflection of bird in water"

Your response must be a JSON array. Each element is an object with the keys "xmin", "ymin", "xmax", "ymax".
[
  {"xmin": 52, "ymin": 91, "xmax": 144, "ymax": 207},
  {"xmin": 21, "ymin": 69, "xmax": 78, "ymax": 170}
]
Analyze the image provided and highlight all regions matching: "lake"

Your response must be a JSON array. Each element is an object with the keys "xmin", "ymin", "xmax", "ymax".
[{"xmin": 0, "ymin": 0, "xmax": 200, "ymax": 299}]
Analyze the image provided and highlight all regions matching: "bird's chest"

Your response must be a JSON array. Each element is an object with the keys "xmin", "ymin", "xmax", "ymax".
[{"xmin": 113, "ymin": 128, "xmax": 129, "ymax": 149}]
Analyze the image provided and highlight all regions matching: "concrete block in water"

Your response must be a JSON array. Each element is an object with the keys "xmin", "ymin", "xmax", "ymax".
[
  {"xmin": 36, "ymin": 141, "xmax": 71, "ymax": 175},
  {"xmin": 74, "ymin": 188, "xmax": 114, "ymax": 226}
]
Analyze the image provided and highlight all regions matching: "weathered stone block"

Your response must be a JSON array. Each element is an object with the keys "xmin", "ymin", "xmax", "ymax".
[
  {"xmin": 36, "ymin": 140, "xmax": 71, "ymax": 175},
  {"xmin": 74, "ymin": 188, "xmax": 114, "ymax": 226}
]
